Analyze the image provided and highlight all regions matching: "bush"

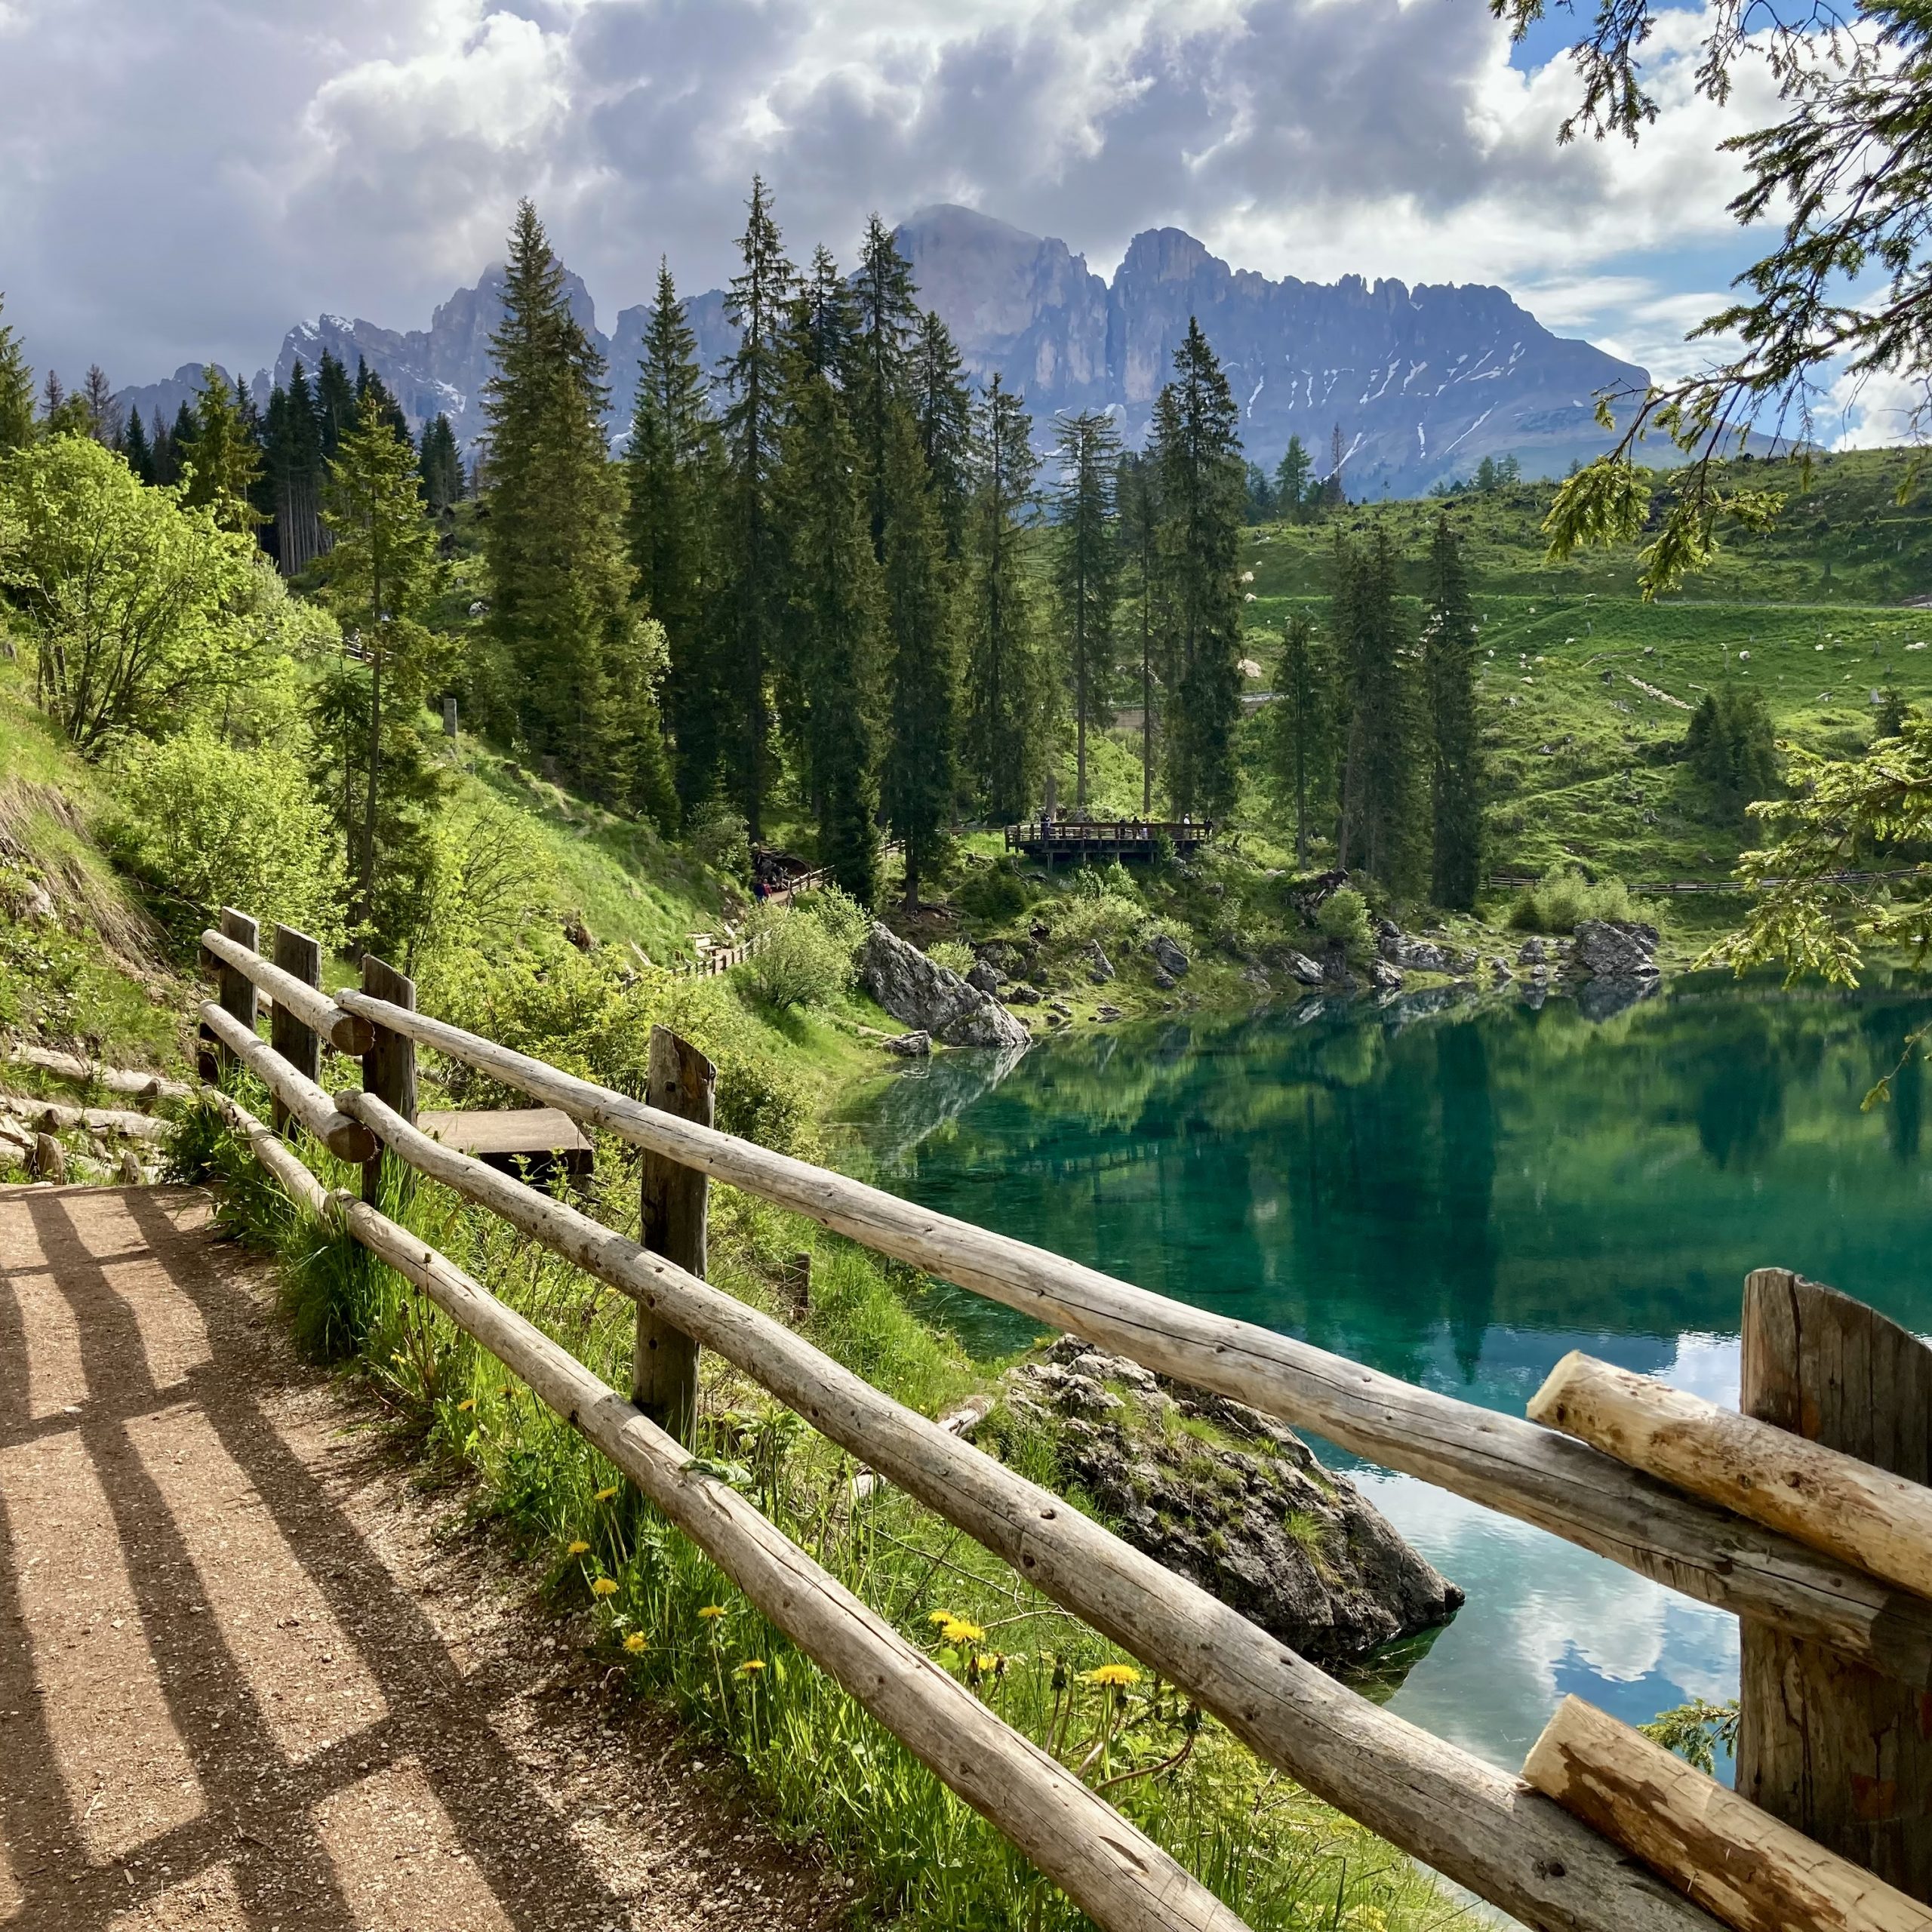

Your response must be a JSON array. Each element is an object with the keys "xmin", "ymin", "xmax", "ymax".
[
  {"xmin": 795, "ymin": 883, "xmax": 870, "ymax": 955},
  {"xmin": 954, "ymin": 858, "xmax": 1031, "ymax": 922},
  {"xmin": 927, "ymin": 938, "xmax": 977, "ymax": 977},
  {"xmin": 688, "ymin": 802, "xmax": 751, "ymax": 881},
  {"xmin": 1315, "ymin": 885, "xmax": 1371, "ymax": 956},
  {"xmin": 106, "ymin": 728, "xmax": 346, "ymax": 948},
  {"xmin": 1508, "ymin": 864, "xmax": 1639, "ymax": 934},
  {"xmin": 740, "ymin": 906, "xmax": 854, "ymax": 1012},
  {"xmin": 1684, "ymin": 685, "xmax": 1779, "ymax": 809}
]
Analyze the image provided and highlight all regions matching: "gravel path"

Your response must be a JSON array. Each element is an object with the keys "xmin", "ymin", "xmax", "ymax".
[{"xmin": 0, "ymin": 1184, "xmax": 854, "ymax": 1932}]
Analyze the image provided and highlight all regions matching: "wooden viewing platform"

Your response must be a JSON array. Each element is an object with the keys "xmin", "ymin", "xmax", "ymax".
[{"xmin": 1004, "ymin": 817, "xmax": 1216, "ymax": 861}]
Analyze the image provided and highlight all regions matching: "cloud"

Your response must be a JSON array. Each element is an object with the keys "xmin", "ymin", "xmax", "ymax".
[{"xmin": 0, "ymin": 0, "xmax": 1784, "ymax": 397}]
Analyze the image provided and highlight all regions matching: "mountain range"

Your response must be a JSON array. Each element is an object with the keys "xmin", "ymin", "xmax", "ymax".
[{"xmin": 114, "ymin": 206, "xmax": 1647, "ymax": 500}]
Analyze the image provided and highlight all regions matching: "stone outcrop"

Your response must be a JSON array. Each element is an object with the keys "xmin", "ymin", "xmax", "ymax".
[
  {"xmin": 1571, "ymin": 918, "xmax": 1660, "ymax": 982},
  {"xmin": 859, "ymin": 925, "xmax": 1032, "ymax": 1051},
  {"xmin": 997, "ymin": 1338, "xmax": 1462, "ymax": 1663},
  {"xmin": 1148, "ymin": 933, "xmax": 1191, "ymax": 980},
  {"xmin": 1282, "ymin": 951, "xmax": 1326, "ymax": 986}
]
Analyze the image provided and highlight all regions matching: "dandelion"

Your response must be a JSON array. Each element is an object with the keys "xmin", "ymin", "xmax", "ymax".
[
  {"xmin": 623, "ymin": 1632, "xmax": 648, "ymax": 1654},
  {"xmin": 594, "ymin": 1484, "xmax": 619, "ymax": 1502},
  {"xmin": 1081, "ymin": 1663, "xmax": 1142, "ymax": 1689},
  {"xmin": 456, "ymin": 1398, "xmax": 475, "ymax": 1413},
  {"xmin": 975, "ymin": 1654, "xmax": 999, "ymax": 1675},
  {"xmin": 925, "ymin": 1609, "xmax": 958, "ymax": 1628},
  {"xmin": 940, "ymin": 1618, "xmax": 984, "ymax": 1645},
  {"xmin": 591, "ymin": 1577, "xmax": 618, "ymax": 1598},
  {"xmin": 567, "ymin": 1540, "xmax": 590, "ymax": 1556},
  {"xmin": 737, "ymin": 1658, "xmax": 765, "ymax": 1677},
  {"xmin": 697, "ymin": 1603, "xmax": 727, "ymax": 1622}
]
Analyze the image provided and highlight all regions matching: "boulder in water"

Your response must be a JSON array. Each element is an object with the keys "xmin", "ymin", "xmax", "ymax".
[
  {"xmin": 1572, "ymin": 918, "xmax": 1660, "ymax": 982},
  {"xmin": 860, "ymin": 924, "xmax": 1032, "ymax": 1050}
]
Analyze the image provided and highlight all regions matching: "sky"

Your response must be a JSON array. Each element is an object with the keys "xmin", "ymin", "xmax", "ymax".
[{"xmin": 0, "ymin": 0, "xmax": 1897, "ymax": 445}]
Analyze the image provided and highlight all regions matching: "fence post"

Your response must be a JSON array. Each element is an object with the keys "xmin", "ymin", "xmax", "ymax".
[
  {"xmin": 203, "ymin": 906, "xmax": 260, "ymax": 1080},
  {"xmin": 360, "ymin": 954, "xmax": 416, "ymax": 1203},
  {"xmin": 269, "ymin": 924, "xmax": 321, "ymax": 1137},
  {"xmin": 1737, "ymin": 1268, "xmax": 1932, "ymax": 1900},
  {"xmin": 634, "ymin": 1025, "xmax": 714, "ymax": 1447}
]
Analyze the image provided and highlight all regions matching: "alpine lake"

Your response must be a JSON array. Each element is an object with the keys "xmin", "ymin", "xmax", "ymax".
[{"xmin": 835, "ymin": 971, "xmax": 1932, "ymax": 1781}]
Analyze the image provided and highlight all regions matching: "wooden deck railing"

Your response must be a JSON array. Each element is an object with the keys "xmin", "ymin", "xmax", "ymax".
[{"xmin": 190, "ymin": 908, "xmax": 1932, "ymax": 1932}]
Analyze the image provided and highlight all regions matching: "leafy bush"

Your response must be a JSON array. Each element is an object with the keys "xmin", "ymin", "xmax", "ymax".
[
  {"xmin": 927, "ymin": 938, "xmax": 977, "ymax": 977},
  {"xmin": 953, "ymin": 857, "xmax": 1031, "ymax": 922},
  {"xmin": 740, "ymin": 906, "xmax": 854, "ymax": 1012},
  {"xmin": 1508, "ymin": 864, "xmax": 1639, "ymax": 934},
  {"xmin": 106, "ymin": 728, "xmax": 346, "ymax": 947},
  {"xmin": 688, "ymin": 801, "xmax": 751, "ymax": 881},
  {"xmin": 1054, "ymin": 890, "xmax": 1143, "ymax": 951},
  {"xmin": 795, "ymin": 883, "xmax": 870, "ymax": 955},
  {"xmin": 1315, "ymin": 885, "xmax": 1371, "ymax": 956}
]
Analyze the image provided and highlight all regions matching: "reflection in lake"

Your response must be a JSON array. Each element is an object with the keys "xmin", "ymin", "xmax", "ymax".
[{"xmin": 838, "ymin": 979, "xmax": 1932, "ymax": 1775}]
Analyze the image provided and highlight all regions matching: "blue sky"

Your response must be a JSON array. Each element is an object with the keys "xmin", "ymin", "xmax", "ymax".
[{"xmin": 0, "ymin": 0, "xmax": 1877, "ymax": 438}]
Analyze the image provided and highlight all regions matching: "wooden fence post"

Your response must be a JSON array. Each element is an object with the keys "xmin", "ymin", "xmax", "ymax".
[
  {"xmin": 360, "ymin": 954, "xmax": 416, "ymax": 1203},
  {"xmin": 1737, "ymin": 1267, "xmax": 1932, "ymax": 1900},
  {"xmin": 634, "ymin": 1025, "xmax": 713, "ymax": 1445},
  {"xmin": 205, "ymin": 907, "xmax": 259, "ymax": 1080},
  {"xmin": 270, "ymin": 924, "xmax": 321, "ymax": 1137}
]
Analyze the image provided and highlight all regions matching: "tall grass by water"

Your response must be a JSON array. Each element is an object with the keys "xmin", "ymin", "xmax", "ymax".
[{"xmin": 175, "ymin": 1080, "xmax": 1464, "ymax": 1932}]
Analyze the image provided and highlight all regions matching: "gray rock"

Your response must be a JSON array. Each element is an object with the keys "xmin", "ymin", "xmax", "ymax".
[
  {"xmin": 1577, "ymin": 975, "xmax": 1659, "ymax": 1021},
  {"xmin": 1150, "ymin": 966, "xmax": 1177, "ymax": 991},
  {"xmin": 965, "ymin": 961, "xmax": 1004, "ymax": 995},
  {"xmin": 1283, "ymin": 951, "xmax": 1326, "ymax": 986},
  {"xmin": 1004, "ymin": 982, "xmax": 1041, "ymax": 1005},
  {"xmin": 859, "ymin": 924, "xmax": 1032, "ymax": 1051},
  {"xmin": 1088, "ymin": 941, "xmax": 1115, "ymax": 983},
  {"xmin": 1368, "ymin": 958, "xmax": 1403, "ymax": 992},
  {"xmin": 1148, "ymin": 932, "xmax": 1191, "ymax": 979},
  {"xmin": 1487, "ymin": 956, "xmax": 1515, "ymax": 985},
  {"xmin": 884, "ymin": 1030, "xmax": 931, "ymax": 1057},
  {"xmin": 1380, "ymin": 933, "xmax": 1462, "ymax": 974},
  {"xmin": 1517, "ymin": 937, "xmax": 1547, "ymax": 965},
  {"xmin": 1572, "ymin": 918, "xmax": 1660, "ymax": 982},
  {"xmin": 20, "ymin": 883, "xmax": 54, "ymax": 924},
  {"xmin": 32, "ymin": 1133, "xmax": 65, "ymax": 1184},
  {"xmin": 1000, "ymin": 1337, "xmax": 1462, "ymax": 1663},
  {"xmin": 1241, "ymin": 965, "xmax": 1270, "ymax": 990}
]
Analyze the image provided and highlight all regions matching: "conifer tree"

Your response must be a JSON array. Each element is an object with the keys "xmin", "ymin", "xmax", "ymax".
[
  {"xmin": 40, "ymin": 371, "xmax": 63, "ymax": 420},
  {"xmin": 777, "ymin": 372, "xmax": 883, "ymax": 902},
  {"xmin": 315, "ymin": 349, "xmax": 356, "ymax": 463},
  {"xmin": 912, "ymin": 309, "xmax": 972, "ymax": 560},
  {"xmin": 851, "ymin": 215, "xmax": 921, "ymax": 556},
  {"xmin": 1267, "ymin": 613, "xmax": 1334, "ymax": 869},
  {"xmin": 1274, "ymin": 435, "xmax": 1312, "ymax": 522},
  {"xmin": 355, "ymin": 359, "xmax": 411, "ymax": 444},
  {"xmin": 717, "ymin": 176, "xmax": 796, "ymax": 838},
  {"xmin": 880, "ymin": 400, "xmax": 956, "ymax": 908},
  {"xmin": 1051, "ymin": 411, "xmax": 1121, "ymax": 811},
  {"xmin": 162, "ymin": 403, "xmax": 196, "ymax": 488},
  {"xmin": 266, "ymin": 361, "xmax": 326, "ymax": 573},
  {"xmin": 1151, "ymin": 320, "xmax": 1244, "ymax": 819},
  {"xmin": 121, "ymin": 405, "xmax": 153, "ymax": 483},
  {"xmin": 82, "ymin": 367, "xmax": 118, "ymax": 445},
  {"xmin": 790, "ymin": 245, "xmax": 857, "ymax": 385},
  {"xmin": 964, "ymin": 374, "xmax": 1049, "ymax": 822},
  {"xmin": 0, "ymin": 296, "xmax": 33, "ymax": 454},
  {"xmin": 1334, "ymin": 529, "xmax": 1422, "ymax": 888},
  {"xmin": 1423, "ymin": 513, "xmax": 1483, "ymax": 908},
  {"xmin": 418, "ymin": 413, "xmax": 463, "ymax": 512},
  {"xmin": 321, "ymin": 389, "xmax": 444, "ymax": 931},
  {"xmin": 1115, "ymin": 451, "xmax": 1164, "ymax": 813},
  {"xmin": 626, "ymin": 261, "xmax": 723, "ymax": 808},
  {"xmin": 182, "ymin": 365, "xmax": 265, "ymax": 534}
]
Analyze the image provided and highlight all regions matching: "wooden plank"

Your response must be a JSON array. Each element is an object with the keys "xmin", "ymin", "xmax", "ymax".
[
  {"xmin": 417, "ymin": 1109, "xmax": 592, "ymax": 1156},
  {"xmin": 330, "ymin": 1189, "xmax": 1254, "ymax": 1932},
  {"xmin": 343, "ymin": 1087, "xmax": 1721, "ymax": 1932},
  {"xmin": 202, "ymin": 927, "xmax": 373, "ymax": 1056},
  {"xmin": 635, "ymin": 1026, "xmax": 712, "ymax": 1446},
  {"xmin": 269, "ymin": 924, "xmax": 321, "ymax": 1135},
  {"xmin": 0, "ymin": 1094, "xmax": 169, "ymax": 1141},
  {"xmin": 212, "ymin": 907, "xmax": 258, "ymax": 1072},
  {"xmin": 198, "ymin": 1001, "xmax": 374, "ymax": 1164},
  {"xmin": 1738, "ymin": 1269, "xmax": 1932, "ymax": 1899},
  {"xmin": 332, "ymin": 987, "xmax": 1932, "ymax": 1687},
  {"xmin": 358, "ymin": 955, "xmax": 414, "ymax": 1204},
  {"xmin": 204, "ymin": 1088, "xmax": 335, "ymax": 1221},
  {"xmin": 1524, "ymin": 1695, "xmax": 1932, "ymax": 1932},
  {"xmin": 1527, "ymin": 1350, "xmax": 1932, "ymax": 1604},
  {"xmin": 5, "ymin": 1047, "xmax": 190, "ymax": 1102}
]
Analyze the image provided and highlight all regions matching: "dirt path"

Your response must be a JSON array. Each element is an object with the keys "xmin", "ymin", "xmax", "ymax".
[{"xmin": 0, "ymin": 1184, "xmax": 854, "ymax": 1932}]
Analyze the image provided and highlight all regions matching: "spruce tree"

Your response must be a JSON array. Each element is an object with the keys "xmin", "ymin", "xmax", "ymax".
[
  {"xmin": 1151, "ymin": 319, "xmax": 1244, "ymax": 820},
  {"xmin": 182, "ymin": 365, "xmax": 265, "ymax": 534},
  {"xmin": 1051, "ymin": 411, "xmax": 1121, "ymax": 811},
  {"xmin": 322, "ymin": 389, "xmax": 445, "ymax": 933},
  {"xmin": 1423, "ymin": 513, "xmax": 1483, "ymax": 908},
  {"xmin": 418, "ymin": 413, "xmax": 463, "ymax": 512},
  {"xmin": 1115, "ymin": 451, "xmax": 1164, "ymax": 813},
  {"xmin": 82, "ymin": 367, "xmax": 118, "ymax": 445},
  {"xmin": 912, "ymin": 309, "xmax": 972, "ymax": 559},
  {"xmin": 1268, "ymin": 613, "xmax": 1334, "ymax": 869},
  {"xmin": 626, "ymin": 260, "xmax": 723, "ymax": 808},
  {"xmin": 790, "ymin": 245, "xmax": 857, "ymax": 384},
  {"xmin": 355, "ymin": 358, "xmax": 411, "ymax": 443},
  {"xmin": 717, "ymin": 176, "xmax": 796, "ymax": 838},
  {"xmin": 964, "ymin": 374, "xmax": 1049, "ymax": 823},
  {"xmin": 162, "ymin": 403, "xmax": 197, "ymax": 488},
  {"xmin": 880, "ymin": 400, "xmax": 957, "ymax": 909},
  {"xmin": 1274, "ymin": 435, "xmax": 1312, "ymax": 522},
  {"xmin": 0, "ymin": 296, "xmax": 33, "ymax": 454},
  {"xmin": 315, "ymin": 349, "xmax": 356, "ymax": 463},
  {"xmin": 122, "ymin": 405, "xmax": 153, "ymax": 483},
  {"xmin": 851, "ymin": 215, "xmax": 921, "ymax": 556},
  {"xmin": 267, "ymin": 361, "xmax": 326, "ymax": 573},
  {"xmin": 1334, "ymin": 529, "xmax": 1422, "ymax": 888},
  {"xmin": 777, "ymin": 373, "xmax": 883, "ymax": 903}
]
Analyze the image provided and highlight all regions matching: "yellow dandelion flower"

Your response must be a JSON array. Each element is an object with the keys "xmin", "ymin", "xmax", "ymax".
[
  {"xmin": 567, "ymin": 1540, "xmax": 591, "ymax": 1556},
  {"xmin": 697, "ymin": 1603, "xmax": 727, "ymax": 1622},
  {"xmin": 940, "ymin": 1618, "xmax": 985, "ymax": 1645},
  {"xmin": 737, "ymin": 1659, "xmax": 765, "ymax": 1677},
  {"xmin": 594, "ymin": 1484, "xmax": 620, "ymax": 1502},
  {"xmin": 1081, "ymin": 1663, "xmax": 1142, "ymax": 1688},
  {"xmin": 974, "ymin": 1654, "xmax": 999, "ymax": 1674},
  {"xmin": 456, "ymin": 1398, "xmax": 475, "ymax": 1413},
  {"xmin": 925, "ymin": 1609, "xmax": 958, "ymax": 1628},
  {"xmin": 623, "ymin": 1632, "xmax": 648, "ymax": 1654},
  {"xmin": 590, "ymin": 1577, "xmax": 619, "ymax": 1598}
]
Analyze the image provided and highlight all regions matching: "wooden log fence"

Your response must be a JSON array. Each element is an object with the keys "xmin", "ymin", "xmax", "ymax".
[{"xmin": 186, "ymin": 912, "xmax": 1932, "ymax": 1932}]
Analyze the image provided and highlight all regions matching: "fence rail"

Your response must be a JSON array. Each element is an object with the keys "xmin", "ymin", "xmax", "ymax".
[{"xmin": 188, "ymin": 908, "xmax": 1932, "ymax": 1932}]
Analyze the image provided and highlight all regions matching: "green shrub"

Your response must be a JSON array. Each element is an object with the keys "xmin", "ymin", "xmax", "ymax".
[
  {"xmin": 1684, "ymin": 685, "xmax": 1780, "ymax": 807},
  {"xmin": 795, "ymin": 883, "xmax": 871, "ymax": 955},
  {"xmin": 688, "ymin": 802, "xmax": 751, "ymax": 881},
  {"xmin": 1315, "ymin": 885, "xmax": 1371, "ymax": 956},
  {"xmin": 927, "ymin": 938, "xmax": 977, "ymax": 977},
  {"xmin": 740, "ymin": 906, "xmax": 854, "ymax": 1012},
  {"xmin": 1508, "ymin": 864, "xmax": 1639, "ymax": 934},
  {"xmin": 953, "ymin": 858, "xmax": 1031, "ymax": 922}
]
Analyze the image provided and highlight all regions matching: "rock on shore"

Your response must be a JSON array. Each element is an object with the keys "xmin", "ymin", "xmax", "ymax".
[
  {"xmin": 860, "ymin": 924, "xmax": 1032, "ymax": 1051},
  {"xmin": 995, "ymin": 1337, "xmax": 1462, "ymax": 1664}
]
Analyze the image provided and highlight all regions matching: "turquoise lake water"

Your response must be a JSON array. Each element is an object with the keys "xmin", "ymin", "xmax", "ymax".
[{"xmin": 839, "ymin": 978, "xmax": 1932, "ymax": 1777}]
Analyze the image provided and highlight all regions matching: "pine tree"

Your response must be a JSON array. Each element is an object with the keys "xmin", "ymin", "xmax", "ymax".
[
  {"xmin": 315, "ymin": 349, "xmax": 356, "ymax": 463},
  {"xmin": 626, "ymin": 261, "xmax": 723, "ymax": 808},
  {"xmin": 912, "ymin": 310, "xmax": 972, "ymax": 560},
  {"xmin": 266, "ymin": 361, "xmax": 326, "ymax": 573},
  {"xmin": 418, "ymin": 413, "xmax": 463, "ymax": 512},
  {"xmin": 1268, "ymin": 613, "xmax": 1334, "ymax": 869},
  {"xmin": 182, "ymin": 365, "xmax": 265, "ymax": 534},
  {"xmin": 1274, "ymin": 435, "xmax": 1312, "ymax": 523},
  {"xmin": 0, "ymin": 296, "xmax": 33, "ymax": 454},
  {"xmin": 121, "ymin": 405, "xmax": 153, "ymax": 483},
  {"xmin": 160, "ymin": 403, "xmax": 196, "ymax": 488},
  {"xmin": 40, "ymin": 370, "xmax": 63, "ymax": 420},
  {"xmin": 717, "ymin": 176, "xmax": 796, "ymax": 838},
  {"xmin": 321, "ymin": 389, "xmax": 445, "ymax": 931},
  {"xmin": 1423, "ymin": 513, "xmax": 1483, "ymax": 908},
  {"xmin": 1052, "ymin": 411, "xmax": 1121, "ymax": 811},
  {"xmin": 851, "ymin": 215, "xmax": 921, "ymax": 557},
  {"xmin": 82, "ymin": 367, "xmax": 118, "ymax": 445},
  {"xmin": 355, "ymin": 358, "xmax": 411, "ymax": 444},
  {"xmin": 880, "ymin": 401, "xmax": 957, "ymax": 909},
  {"xmin": 1334, "ymin": 529, "xmax": 1422, "ymax": 888},
  {"xmin": 1151, "ymin": 319, "xmax": 1244, "ymax": 820},
  {"xmin": 777, "ymin": 373, "xmax": 883, "ymax": 902},
  {"xmin": 1115, "ymin": 451, "xmax": 1164, "ymax": 814},
  {"xmin": 964, "ymin": 375, "xmax": 1049, "ymax": 822},
  {"xmin": 789, "ymin": 245, "xmax": 857, "ymax": 385}
]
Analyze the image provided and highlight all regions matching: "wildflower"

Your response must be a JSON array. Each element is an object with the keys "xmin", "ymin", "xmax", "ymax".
[
  {"xmin": 594, "ymin": 1484, "xmax": 620, "ymax": 1502},
  {"xmin": 456, "ymin": 1398, "xmax": 475, "ymax": 1413},
  {"xmin": 925, "ymin": 1609, "xmax": 958, "ymax": 1628},
  {"xmin": 623, "ymin": 1632, "xmax": 648, "ymax": 1654},
  {"xmin": 1081, "ymin": 1663, "xmax": 1142, "ymax": 1689},
  {"xmin": 697, "ymin": 1603, "xmax": 727, "ymax": 1622},
  {"xmin": 737, "ymin": 1659, "xmax": 765, "ymax": 1677},
  {"xmin": 975, "ymin": 1654, "xmax": 999, "ymax": 1675},
  {"xmin": 940, "ymin": 1618, "xmax": 985, "ymax": 1645},
  {"xmin": 567, "ymin": 1540, "xmax": 591, "ymax": 1556},
  {"xmin": 591, "ymin": 1577, "xmax": 619, "ymax": 1598}
]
